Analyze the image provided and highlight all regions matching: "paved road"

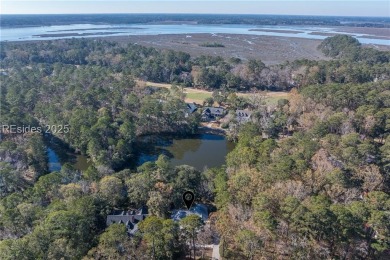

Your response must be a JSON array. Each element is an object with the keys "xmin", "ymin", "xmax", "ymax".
[{"xmin": 212, "ymin": 243, "xmax": 220, "ymax": 260}]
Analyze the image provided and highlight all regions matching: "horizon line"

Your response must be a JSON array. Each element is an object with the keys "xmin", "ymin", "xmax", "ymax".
[{"xmin": 1, "ymin": 13, "xmax": 389, "ymax": 18}]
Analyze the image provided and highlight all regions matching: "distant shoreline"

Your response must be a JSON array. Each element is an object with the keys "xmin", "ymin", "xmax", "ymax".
[
  {"xmin": 33, "ymin": 32, "xmax": 126, "ymax": 37},
  {"xmin": 2, "ymin": 13, "xmax": 389, "ymax": 29}
]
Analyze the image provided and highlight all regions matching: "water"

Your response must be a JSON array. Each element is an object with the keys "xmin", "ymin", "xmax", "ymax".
[
  {"xmin": 47, "ymin": 146, "xmax": 91, "ymax": 172},
  {"xmin": 136, "ymin": 134, "xmax": 235, "ymax": 170},
  {"xmin": 46, "ymin": 136, "xmax": 92, "ymax": 172},
  {"xmin": 73, "ymin": 154, "xmax": 92, "ymax": 171},
  {"xmin": 47, "ymin": 148, "xmax": 62, "ymax": 172},
  {"xmin": 1, "ymin": 23, "xmax": 389, "ymax": 45},
  {"xmin": 47, "ymin": 133, "xmax": 234, "ymax": 172}
]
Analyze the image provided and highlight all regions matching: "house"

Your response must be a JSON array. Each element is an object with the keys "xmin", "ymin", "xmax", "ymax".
[
  {"xmin": 185, "ymin": 102, "xmax": 198, "ymax": 117},
  {"xmin": 201, "ymin": 107, "xmax": 225, "ymax": 121},
  {"xmin": 171, "ymin": 204, "xmax": 209, "ymax": 222},
  {"xmin": 236, "ymin": 109, "xmax": 252, "ymax": 124},
  {"xmin": 106, "ymin": 207, "xmax": 148, "ymax": 235}
]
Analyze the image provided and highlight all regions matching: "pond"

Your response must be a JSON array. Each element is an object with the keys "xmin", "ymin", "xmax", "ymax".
[
  {"xmin": 46, "ymin": 135, "xmax": 92, "ymax": 172},
  {"xmin": 47, "ymin": 133, "xmax": 235, "ymax": 172},
  {"xmin": 134, "ymin": 134, "xmax": 235, "ymax": 171},
  {"xmin": 47, "ymin": 148, "xmax": 91, "ymax": 172},
  {"xmin": 47, "ymin": 148, "xmax": 62, "ymax": 172}
]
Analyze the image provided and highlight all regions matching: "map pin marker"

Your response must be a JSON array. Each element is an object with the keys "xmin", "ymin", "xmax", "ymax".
[{"xmin": 183, "ymin": 191, "xmax": 195, "ymax": 210}]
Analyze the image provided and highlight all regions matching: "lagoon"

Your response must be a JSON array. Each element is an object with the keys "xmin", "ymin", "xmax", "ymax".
[
  {"xmin": 47, "ymin": 133, "xmax": 235, "ymax": 172},
  {"xmin": 135, "ymin": 134, "xmax": 235, "ymax": 171}
]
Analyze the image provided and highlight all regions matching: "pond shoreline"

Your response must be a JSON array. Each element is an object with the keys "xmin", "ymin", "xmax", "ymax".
[
  {"xmin": 46, "ymin": 125, "xmax": 231, "ymax": 172},
  {"xmin": 134, "ymin": 131, "xmax": 235, "ymax": 170},
  {"xmin": 197, "ymin": 126, "xmax": 227, "ymax": 135},
  {"xmin": 136, "ymin": 124, "xmax": 228, "ymax": 139},
  {"xmin": 44, "ymin": 134, "xmax": 91, "ymax": 172}
]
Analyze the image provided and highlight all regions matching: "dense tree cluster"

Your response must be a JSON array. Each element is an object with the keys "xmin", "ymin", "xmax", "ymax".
[
  {"xmin": 0, "ymin": 59, "xmax": 198, "ymax": 170},
  {"xmin": 318, "ymin": 34, "xmax": 361, "ymax": 57},
  {"xmin": 2, "ymin": 36, "xmax": 389, "ymax": 93},
  {"xmin": 0, "ymin": 134, "xmax": 47, "ymax": 198},
  {"xmin": 0, "ymin": 35, "xmax": 389, "ymax": 259},
  {"xmin": 214, "ymin": 80, "xmax": 390, "ymax": 259},
  {"xmin": 0, "ymin": 153, "xmax": 213, "ymax": 259}
]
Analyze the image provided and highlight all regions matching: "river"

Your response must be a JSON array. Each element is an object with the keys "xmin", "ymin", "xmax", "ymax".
[
  {"xmin": 2, "ymin": 23, "xmax": 389, "ymax": 45},
  {"xmin": 47, "ymin": 133, "xmax": 235, "ymax": 172}
]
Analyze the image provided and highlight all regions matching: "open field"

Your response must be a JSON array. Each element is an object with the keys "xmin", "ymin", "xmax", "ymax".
[
  {"xmin": 185, "ymin": 92, "xmax": 213, "ymax": 103},
  {"xmin": 137, "ymin": 80, "xmax": 290, "ymax": 105}
]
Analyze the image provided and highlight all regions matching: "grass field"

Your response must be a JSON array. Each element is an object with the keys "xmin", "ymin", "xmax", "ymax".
[
  {"xmin": 185, "ymin": 92, "xmax": 213, "ymax": 103},
  {"xmin": 263, "ymin": 93, "xmax": 290, "ymax": 105},
  {"xmin": 137, "ymin": 80, "xmax": 290, "ymax": 105}
]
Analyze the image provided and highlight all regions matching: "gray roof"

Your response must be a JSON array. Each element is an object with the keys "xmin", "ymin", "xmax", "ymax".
[
  {"xmin": 106, "ymin": 207, "xmax": 148, "ymax": 235},
  {"xmin": 236, "ymin": 110, "xmax": 252, "ymax": 118},
  {"xmin": 106, "ymin": 214, "xmax": 146, "ymax": 226},
  {"xmin": 186, "ymin": 103, "xmax": 198, "ymax": 114},
  {"xmin": 203, "ymin": 107, "xmax": 225, "ymax": 116},
  {"xmin": 171, "ymin": 203, "xmax": 209, "ymax": 222}
]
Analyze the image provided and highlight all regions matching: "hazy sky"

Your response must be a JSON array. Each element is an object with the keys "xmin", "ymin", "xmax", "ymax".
[{"xmin": 2, "ymin": 1, "xmax": 389, "ymax": 17}]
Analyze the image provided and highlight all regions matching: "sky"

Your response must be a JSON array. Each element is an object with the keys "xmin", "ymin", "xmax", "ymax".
[{"xmin": 1, "ymin": 1, "xmax": 389, "ymax": 17}]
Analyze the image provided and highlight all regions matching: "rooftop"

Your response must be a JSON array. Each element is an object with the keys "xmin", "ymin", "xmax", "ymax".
[
  {"xmin": 171, "ymin": 203, "xmax": 209, "ymax": 222},
  {"xmin": 106, "ymin": 207, "xmax": 148, "ymax": 235}
]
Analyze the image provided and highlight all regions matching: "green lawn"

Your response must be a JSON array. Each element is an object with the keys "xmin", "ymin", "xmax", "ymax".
[
  {"xmin": 185, "ymin": 92, "xmax": 213, "ymax": 102},
  {"xmin": 185, "ymin": 92, "xmax": 289, "ymax": 105},
  {"xmin": 265, "ymin": 95, "xmax": 290, "ymax": 105},
  {"xmin": 139, "ymin": 80, "xmax": 290, "ymax": 105}
]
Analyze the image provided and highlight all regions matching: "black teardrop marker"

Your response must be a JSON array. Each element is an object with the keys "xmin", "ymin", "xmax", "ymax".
[{"xmin": 183, "ymin": 191, "xmax": 195, "ymax": 210}]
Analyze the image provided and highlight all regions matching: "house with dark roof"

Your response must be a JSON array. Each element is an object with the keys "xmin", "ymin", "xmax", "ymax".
[
  {"xmin": 106, "ymin": 207, "xmax": 148, "ymax": 235},
  {"xmin": 185, "ymin": 102, "xmax": 198, "ymax": 117},
  {"xmin": 236, "ymin": 109, "xmax": 252, "ymax": 124},
  {"xmin": 201, "ymin": 107, "xmax": 225, "ymax": 121}
]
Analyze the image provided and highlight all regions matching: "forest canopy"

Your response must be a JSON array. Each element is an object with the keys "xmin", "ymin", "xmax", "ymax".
[{"xmin": 0, "ymin": 35, "xmax": 389, "ymax": 259}]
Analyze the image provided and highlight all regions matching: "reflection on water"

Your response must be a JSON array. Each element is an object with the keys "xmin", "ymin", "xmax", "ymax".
[
  {"xmin": 73, "ymin": 154, "xmax": 91, "ymax": 171},
  {"xmin": 47, "ymin": 145, "xmax": 91, "ymax": 172},
  {"xmin": 136, "ymin": 134, "xmax": 235, "ymax": 170},
  {"xmin": 46, "ymin": 135, "xmax": 92, "ymax": 172},
  {"xmin": 47, "ymin": 148, "xmax": 61, "ymax": 172},
  {"xmin": 167, "ymin": 138, "xmax": 203, "ymax": 159},
  {"xmin": 47, "ymin": 133, "xmax": 234, "ymax": 172}
]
